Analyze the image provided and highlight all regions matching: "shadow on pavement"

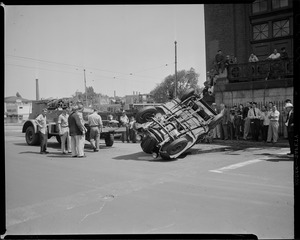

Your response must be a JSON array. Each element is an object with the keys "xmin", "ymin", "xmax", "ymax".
[
  {"xmin": 112, "ymin": 151, "xmax": 179, "ymax": 162},
  {"xmin": 265, "ymin": 157, "xmax": 294, "ymax": 162}
]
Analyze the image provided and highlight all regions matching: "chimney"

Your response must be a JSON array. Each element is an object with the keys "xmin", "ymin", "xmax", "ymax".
[
  {"xmin": 36, "ymin": 79, "xmax": 40, "ymax": 100},
  {"xmin": 114, "ymin": 90, "xmax": 116, "ymax": 98}
]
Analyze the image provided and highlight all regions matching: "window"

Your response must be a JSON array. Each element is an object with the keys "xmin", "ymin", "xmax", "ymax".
[
  {"xmin": 273, "ymin": 19, "xmax": 290, "ymax": 37},
  {"xmin": 253, "ymin": 23, "xmax": 269, "ymax": 40},
  {"xmin": 272, "ymin": 0, "xmax": 288, "ymax": 9},
  {"xmin": 252, "ymin": 0, "xmax": 268, "ymax": 13}
]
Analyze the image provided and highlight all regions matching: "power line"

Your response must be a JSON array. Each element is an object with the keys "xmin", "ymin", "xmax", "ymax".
[
  {"xmin": 6, "ymin": 54, "xmax": 173, "ymax": 79},
  {"xmin": 6, "ymin": 63, "xmax": 83, "ymax": 76}
]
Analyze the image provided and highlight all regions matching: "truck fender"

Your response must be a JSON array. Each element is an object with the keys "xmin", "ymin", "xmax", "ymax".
[{"xmin": 22, "ymin": 120, "xmax": 38, "ymax": 133}]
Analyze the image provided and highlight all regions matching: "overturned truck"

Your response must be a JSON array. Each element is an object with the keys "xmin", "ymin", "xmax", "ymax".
[
  {"xmin": 22, "ymin": 98, "xmax": 124, "ymax": 147},
  {"xmin": 135, "ymin": 88, "xmax": 223, "ymax": 160}
]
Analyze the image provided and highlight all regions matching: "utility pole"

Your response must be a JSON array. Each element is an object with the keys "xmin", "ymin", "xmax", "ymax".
[
  {"xmin": 84, "ymin": 69, "xmax": 87, "ymax": 107},
  {"xmin": 174, "ymin": 41, "xmax": 178, "ymax": 98}
]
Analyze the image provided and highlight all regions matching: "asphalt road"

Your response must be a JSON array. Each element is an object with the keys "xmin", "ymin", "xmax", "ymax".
[{"xmin": 4, "ymin": 125, "xmax": 294, "ymax": 238}]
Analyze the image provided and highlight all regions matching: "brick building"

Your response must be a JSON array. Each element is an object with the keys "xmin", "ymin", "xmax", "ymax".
[
  {"xmin": 204, "ymin": 1, "xmax": 293, "ymax": 103},
  {"xmin": 204, "ymin": 1, "xmax": 293, "ymax": 137}
]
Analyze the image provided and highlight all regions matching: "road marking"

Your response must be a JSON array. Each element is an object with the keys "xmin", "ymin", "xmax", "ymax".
[{"xmin": 209, "ymin": 159, "xmax": 264, "ymax": 173}]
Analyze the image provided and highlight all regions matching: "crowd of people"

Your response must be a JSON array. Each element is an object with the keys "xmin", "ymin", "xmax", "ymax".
[
  {"xmin": 210, "ymin": 99, "xmax": 294, "ymax": 155},
  {"xmin": 34, "ymin": 101, "xmax": 138, "ymax": 158}
]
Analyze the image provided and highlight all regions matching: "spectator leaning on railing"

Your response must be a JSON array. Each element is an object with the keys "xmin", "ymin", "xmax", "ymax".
[
  {"xmin": 249, "ymin": 53, "xmax": 259, "ymax": 62},
  {"xmin": 280, "ymin": 47, "xmax": 289, "ymax": 60},
  {"xmin": 266, "ymin": 49, "xmax": 280, "ymax": 60}
]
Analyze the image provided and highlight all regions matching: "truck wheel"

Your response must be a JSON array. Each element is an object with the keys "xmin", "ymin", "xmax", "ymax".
[
  {"xmin": 180, "ymin": 88, "xmax": 195, "ymax": 102},
  {"xmin": 105, "ymin": 133, "xmax": 114, "ymax": 146},
  {"xmin": 136, "ymin": 106, "xmax": 157, "ymax": 124},
  {"xmin": 166, "ymin": 137, "xmax": 188, "ymax": 156},
  {"xmin": 141, "ymin": 135, "xmax": 157, "ymax": 154},
  {"xmin": 25, "ymin": 126, "xmax": 40, "ymax": 145}
]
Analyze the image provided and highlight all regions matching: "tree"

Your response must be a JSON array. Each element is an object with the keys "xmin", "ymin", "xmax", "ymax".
[
  {"xmin": 150, "ymin": 68, "xmax": 202, "ymax": 103},
  {"xmin": 16, "ymin": 92, "xmax": 22, "ymax": 98}
]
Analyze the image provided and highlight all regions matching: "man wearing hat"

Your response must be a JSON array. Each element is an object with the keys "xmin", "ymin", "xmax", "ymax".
[
  {"xmin": 76, "ymin": 101, "xmax": 87, "ymax": 156},
  {"xmin": 35, "ymin": 108, "xmax": 49, "ymax": 154},
  {"xmin": 285, "ymin": 103, "xmax": 294, "ymax": 155},
  {"xmin": 58, "ymin": 107, "xmax": 71, "ymax": 154},
  {"xmin": 68, "ymin": 105, "xmax": 86, "ymax": 158},
  {"xmin": 248, "ymin": 102, "xmax": 262, "ymax": 141},
  {"xmin": 120, "ymin": 110, "xmax": 130, "ymax": 143}
]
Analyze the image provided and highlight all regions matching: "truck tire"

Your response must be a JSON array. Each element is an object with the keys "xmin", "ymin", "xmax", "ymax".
[
  {"xmin": 180, "ymin": 88, "xmax": 195, "ymax": 102},
  {"xmin": 136, "ymin": 106, "xmax": 157, "ymax": 124},
  {"xmin": 25, "ymin": 126, "xmax": 40, "ymax": 145},
  {"xmin": 105, "ymin": 133, "xmax": 114, "ymax": 146},
  {"xmin": 141, "ymin": 135, "xmax": 157, "ymax": 154},
  {"xmin": 166, "ymin": 137, "xmax": 188, "ymax": 156}
]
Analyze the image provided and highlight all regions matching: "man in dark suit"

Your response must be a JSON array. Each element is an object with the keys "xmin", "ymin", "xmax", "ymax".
[
  {"xmin": 285, "ymin": 103, "xmax": 294, "ymax": 156},
  {"xmin": 68, "ymin": 105, "xmax": 86, "ymax": 158}
]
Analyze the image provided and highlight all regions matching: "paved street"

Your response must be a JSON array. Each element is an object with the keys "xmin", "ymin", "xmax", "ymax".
[{"xmin": 4, "ymin": 124, "xmax": 294, "ymax": 238}]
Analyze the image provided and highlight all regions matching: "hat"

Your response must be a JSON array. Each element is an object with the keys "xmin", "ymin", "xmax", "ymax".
[
  {"xmin": 252, "ymin": 102, "xmax": 257, "ymax": 105},
  {"xmin": 285, "ymin": 103, "xmax": 293, "ymax": 108},
  {"xmin": 212, "ymin": 103, "xmax": 217, "ymax": 106},
  {"xmin": 281, "ymin": 47, "xmax": 286, "ymax": 50},
  {"xmin": 71, "ymin": 105, "xmax": 79, "ymax": 111}
]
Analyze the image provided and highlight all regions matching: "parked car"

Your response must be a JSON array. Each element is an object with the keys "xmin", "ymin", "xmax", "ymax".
[{"xmin": 135, "ymin": 88, "xmax": 223, "ymax": 160}]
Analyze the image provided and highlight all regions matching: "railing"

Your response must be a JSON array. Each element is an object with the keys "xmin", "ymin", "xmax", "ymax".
[{"xmin": 227, "ymin": 58, "xmax": 293, "ymax": 83}]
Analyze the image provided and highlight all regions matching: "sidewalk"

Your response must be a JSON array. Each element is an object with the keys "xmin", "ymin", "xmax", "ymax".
[{"xmin": 193, "ymin": 138, "xmax": 289, "ymax": 153}]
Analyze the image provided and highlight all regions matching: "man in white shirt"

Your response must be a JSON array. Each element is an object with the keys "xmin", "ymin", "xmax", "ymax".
[
  {"xmin": 267, "ymin": 105, "xmax": 280, "ymax": 143},
  {"xmin": 58, "ymin": 107, "xmax": 71, "ymax": 154},
  {"xmin": 267, "ymin": 49, "xmax": 280, "ymax": 60},
  {"xmin": 88, "ymin": 109, "xmax": 103, "ymax": 152},
  {"xmin": 35, "ymin": 108, "xmax": 49, "ymax": 154},
  {"xmin": 248, "ymin": 102, "xmax": 262, "ymax": 141},
  {"xmin": 120, "ymin": 110, "xmax": 130, "ymax": 143}
]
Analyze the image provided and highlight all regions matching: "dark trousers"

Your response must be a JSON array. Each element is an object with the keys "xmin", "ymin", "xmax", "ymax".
[
  {"xmin": 288, "ymin": 131, "xmax": 294, "ymax": 154},
  {"xmin": 221, "ymin": 123, "xmax": 228, "ymax": 140},
  {"xmin": 39, "ymin": 132, "xmax": 48, "ymax": 152},
  {"xmin": 129, "ymin": 129, "xmax": 137, "ymax": 143},
  {"xmin": 122, "ymin": 126, "xmax": 130, "ymax": 142},
  {"xmin": 262, "ymin": 125, "xmax": 269, "ymax": 142},
  {"xmin": 228, "ymin": 122, "xmax": 234, "ymax": 140},
  {"xmin": 250, "ymin": 119, "xmax": 260, "ymax": 141}
]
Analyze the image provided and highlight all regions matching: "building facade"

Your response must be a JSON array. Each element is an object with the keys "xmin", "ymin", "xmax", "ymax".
[
  {"xmin": 4, "ymin": 96, "xmax": 33, "ymax": 123},
  {"xmin": 204, "ymin": 1, "xmax": 293, "ymax": 137}
]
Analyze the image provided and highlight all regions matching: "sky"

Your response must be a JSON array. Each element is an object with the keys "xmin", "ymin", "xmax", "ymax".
[{"xmin": 5, "ymin": 5, "xmax": 206, "ymax": 100}]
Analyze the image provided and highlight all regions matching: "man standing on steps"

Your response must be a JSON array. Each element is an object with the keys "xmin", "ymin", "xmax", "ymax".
[
  {"xmin": 35, "ymin": 108, "xmax": 49, "ymax": 154},
  {"xmin": 88, "ymin": 109, "xmax": 103, "ymax": 152}
]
